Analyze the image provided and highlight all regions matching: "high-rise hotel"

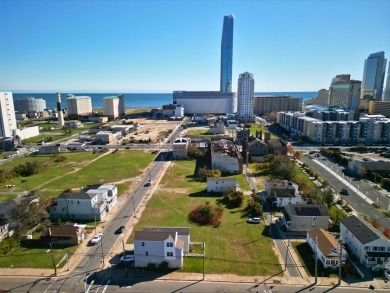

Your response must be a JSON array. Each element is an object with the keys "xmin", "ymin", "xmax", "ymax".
[
  {"xmin": 0, "ymin": 92, "xmax": 17, "ymax": 137},
  {"xmin": 237, "ymin": 72, "xmax": 254, "ymax": 122},
  {"xmin": 220, "ymin": 14, "xmax": 234, "ymax": 93}
]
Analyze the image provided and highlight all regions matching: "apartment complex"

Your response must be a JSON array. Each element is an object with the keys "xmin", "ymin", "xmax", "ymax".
[
  {"xmin": 368, "ymin": 100, "xmax": 390, "ymax": 117},
  {"xmin": 278, "ymin": 111, "xmax": 390, "ymax": 145},
  {"xmin": 253, "ymin": 95, "xmax": 301, "ymax": 116},
  {"xmin": 237, "ymin": 72, "xmax": 254, "ymax": 122},
  {"xmin": 66, "ymin": 94, "xmax": 93, "ymax": 118},
  {"xmin": 0, "ymin": 92, "xmax": 17, "ymax": 137}
]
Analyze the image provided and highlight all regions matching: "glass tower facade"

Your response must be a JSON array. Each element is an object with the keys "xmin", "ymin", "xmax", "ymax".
[
  {"xmin": 361, "ymin": 51, "xmax": 387, "ymax": 101},
  {"xmin": 384, "ymin": 62, "xmax": 390, "ymax": 101},
  {"xmin": 220, "ymin": 14, "xmax": 234, "ymax": 93}
]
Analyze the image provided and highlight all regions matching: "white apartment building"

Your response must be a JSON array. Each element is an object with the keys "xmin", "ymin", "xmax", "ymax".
[
  {"xmin": 0, "ymin": 92, "xmax": 17, "ymax": 137},
  {"xmin": 103, "ymin": 96, "xmax": 120, "ymax": 120},
  {"xmin": 237, "ymin": 72, "xmax": 254, "ymax": 122},
  {"xmin": 66, "ymin": 94, "xmax": 93, "ymax": 118},
  {"xmin": 340, "ymin": 215, "xmax": 390, "ymax": 268}
]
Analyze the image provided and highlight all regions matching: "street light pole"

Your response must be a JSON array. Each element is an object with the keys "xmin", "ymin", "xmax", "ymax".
[{"xmin": 49, "ymin": 242, "xmax": 57, "ymax": 276}]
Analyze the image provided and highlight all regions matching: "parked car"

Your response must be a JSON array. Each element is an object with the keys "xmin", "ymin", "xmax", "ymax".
[
  {"xmin": 247, "ymin": 217, "xmax": 261, "ymax": 224},
  {"xmin": 145, "ymin": 180, "xmax": 153, "ymax": 186},
  {"xmin": 90, "ymin": 233, "xmax": 103, "ymax": 244},
  {"xmin": 120, "ymin": 254, "xmax": 135, "ymax": 262},
  {"xmin": 116, "ymin": 226, "xmax": 125, "ymax": 234},
  {"xmin": 340, "ymin": 188, "xmax": 349, "ymax": 195}
]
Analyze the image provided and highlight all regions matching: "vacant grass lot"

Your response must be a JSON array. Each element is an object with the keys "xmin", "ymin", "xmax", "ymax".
[
  {"xmin": 0, "ymin": 150, "xmax": 155, "ymax": 197},
  {"xmin": 185, "ymin": 129, "xmax": 217, "ymax": 136},
  {"xmin": 0, "ymin": 245, "xmax": 78, "ymax": 269},
  {"xmin": 129, "ymin": 160, "xmax": 281, "ymax": 276}
]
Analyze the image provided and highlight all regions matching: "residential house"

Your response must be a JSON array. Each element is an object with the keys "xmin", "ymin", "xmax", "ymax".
[
  {"xmin": 340, "ymin": 215, "xmax": 390, "ymax": 268},
  {"xmin": 281, "ymin": 204, "xmax": 329, "ymax": 232},
  {"xmin": 207, "ymin": 177, "xmax": 237, "ymax": 193},
  {"xmin": 211, "ymin": 139, "xmax": 243, "ymax": 174},
  {"xmin": 142, "ymin": 226, "xmax": 190, "ymax": 253},
  {"xmin": 208, "ymin": 121, "xmax": 226, "ymax": 134},
  {"xmin": 41, "ymin": 223, "xmax": 86, "ymax": 246},
  {"xmin": 134, "ymin": 227, "xmax": 190, "ymax": 268},
  {"xmin": 265, "ymin": 139, "xmax": 288, "ymax": 155},
  {"xmin": 265, "ymin": 179, "xmax": 302, "ymax": 207},
  {"xmin": 246, "ymin": 137, "xmax": 269, "ymax": 161},
  {"xmin": 307, "ymin": 228, "xmax": 347, "ymax": 269},
  {"xmin": 49, "ymin": 191, "xmax": 108, "ymax": 221}
]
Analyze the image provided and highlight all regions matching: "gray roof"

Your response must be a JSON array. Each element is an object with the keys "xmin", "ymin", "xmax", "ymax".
[
  {"xmin": 143, "ymin": 226, "xmax": 190, "ymax": 236},
  {"xmin": 286, "ymin": 204, "xmax": 329, "ymax": 217},
  {"xmin": 340, "ymin": 215, "xmax": 381, "ymax": 244},
  {"xmin": 207, "ymin": 177, "xmax": 236, "ymax": 182},
  {"xmin": 59, "ymin": 192, "xmax": 96, "ymax": 200},
  {"xmin": 134, "ymin": 231, "xmax": 175, "ymax": 241},
  {"xmin": 360, "ymin": 161, "xmax": 390, "ymax": 171}
]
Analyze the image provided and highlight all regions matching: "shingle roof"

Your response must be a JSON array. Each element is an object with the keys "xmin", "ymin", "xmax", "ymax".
[
  {"xmin": 59, "ymin": 192, "xmax": 96, "ymax": 200},
  {"xmin": 134, "ymin": 231, "xmax": 175, "ymax": 241},
  {"xmin": 286, "ymin": 204, "xmax": 329, "ymax": 217},
  {"xmin": 46, "ymin": 225, "xmax": 81, "ymax": 237},
  {"xmin": 207, "ymin": 177, "xmax": 236, "ymax": 182},
  {"xmin": 143, "ymin": 226, "xmax": 190, "ymax": 236},
  {"xmin": 308, "ymin": 228, "xmax": 339, "ymax": 259},
  {"xmin": 340, "ymin": 215, "xmax": 381, "ymax": 244}
]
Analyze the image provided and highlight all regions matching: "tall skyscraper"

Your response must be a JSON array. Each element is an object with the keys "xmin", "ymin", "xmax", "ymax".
[
  {"xmin": 0, "ymin": 92, "xmax": 17, "ymax": 137},
  {"xmin": 220, "ymin": 14, "xmax": 234, "ymax": 93},
  {"xmin": 361, "ymin": 51, "xmax": 387, "ymax": 101},
  {"xmin": 237, "ymin": 72, "xmax": 254, "ymax": 121},
  {"xmin": 384, "ymin": 62, "xmax": 390, "ymax": 101}
]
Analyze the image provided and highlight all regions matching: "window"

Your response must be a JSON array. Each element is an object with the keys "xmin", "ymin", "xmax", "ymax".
[
  {"xmin": 142, "ymin": 242, "xmax": 145, "ymax": 246},
  {"xmin": 364, "ymin": 246, "xmax": 371, "ymax": 251},
  {"xmin": 77, "ymin": 201, "xmax": 80, "ymax": 204},
  {"xmin": 166, "ymin": 242, "xmax": 173, "ymax": 247},
  {"xmin": 145, "ymin": 251, "xmax": 148, "ymax": 256},
  {"xmin": 311, "ymin": 223, "xmax": 316, "ymax": 227},
  {"xmin": 312, "ymin": 216, "xmax": 316, "ymax": 221},
  {"xmin": 167, "ymin": 252, "xmax": 173, "ymax": 257}
]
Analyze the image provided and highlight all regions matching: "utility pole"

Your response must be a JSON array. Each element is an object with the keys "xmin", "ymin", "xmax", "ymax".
[
  {"xmin": 202, "ymin": 242, "xmax": 205, "ymax": 280},
  {"xmin": 49, "ymin": 242, "xmax": 57, "ymax": 276},
  {"xmin": 94, "ymin": 213, "xmax": 97, "ymax": 235},
  {"xmin": 101, "ymin": 235, "xmax": 105, "ymax": 267},
  {"xmin": 132, "ymin": 192, "xmax": 136, "ymax": 215},
  {"xmin": 338, "ymin": 241, "xmax": 343, "ymax": 286},
  {"xmin": 314, "ymin": 236, "xmax": 318, "ymax": 284}
]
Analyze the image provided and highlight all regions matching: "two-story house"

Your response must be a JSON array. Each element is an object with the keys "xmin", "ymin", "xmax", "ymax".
[
  {"xmin": 207, "ymin": 177, "xmax": 237, "ymax": 193},
  {"xmin": 307, "ymin": 227, "xmax": 347, "ymax": 269},
  {"xmin": 134, "ymin": 227, "xmax": 190, "ymax": 268},
  {"xmin": 281, "ymin": 204, "xmax": 329, "ymax": 232},
  {"xmin": 340, "ymin": 215, "xmax": 390, "ymax": 268}
]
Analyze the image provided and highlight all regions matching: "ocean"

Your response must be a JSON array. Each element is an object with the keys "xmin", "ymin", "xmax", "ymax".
[{"xmin": 12, "ymin": 91, "xmax": 317, "ymax": 109}]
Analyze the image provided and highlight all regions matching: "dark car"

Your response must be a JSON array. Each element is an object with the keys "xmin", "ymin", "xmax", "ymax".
[
  {"xmin": 116, "ymin": 226, "xmax": 125, "ymax": 234},
  {"xmin": 340, "ymin": 188, "xmax": 349, "ymax": 195}
]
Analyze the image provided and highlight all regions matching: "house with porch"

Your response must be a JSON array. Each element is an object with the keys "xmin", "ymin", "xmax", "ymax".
[
  {"xmin": 340, "ymin": 215, "xmax": 390, "ymax": 268},
  {"xmin": 265, "ymin": 179, "xmax": 302, "ymax": 207},
  {"xmin": 307, "ymin": 228, "xmax": 347, "ymax": 269}
]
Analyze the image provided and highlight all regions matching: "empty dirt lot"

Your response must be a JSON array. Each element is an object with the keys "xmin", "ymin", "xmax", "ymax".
[{"xmin": 124, "ymin": 118, "xmax": 180, "ymax": 143}]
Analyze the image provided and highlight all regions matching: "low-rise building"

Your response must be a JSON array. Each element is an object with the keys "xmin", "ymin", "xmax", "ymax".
[
  {"xmin": 207, "ymin": 177, "xmax": 237, "ymax": 193},
  {"xmin": 340, "ymin": 215, "xmax": 390, "ymax": 268},
  {"xmin": 246, "ymin": 137, "xmax": 269, "ymax": 158},
  {"xmin": 211, "ymin": 139, "xmax": 243, "ymax": 174},
  {"xmin": 96, "ymin": 131, "xmax": 114, "ymax": 144},
  {"xmin": 41, "ymin": 223, "xmax": 86, "ymax": 246},
  {"xmin": 38, "ymin": 145, "xmax": 61, "ymax": 155},
  {"xmin": 265, "ymin": 139, "xmax": 288, "ymax": 155},
  {"xmin": 281, "ymin": 204, "xmax": 329, "ymax": 232},
  {"xmin": 173, "ymin": 137, "xmax": 190, "ymax": 159},
  {"xmin": 142, "ymin": 226, "xmax": 190, "ymax": 253},
  {"xmin": 347, "ymin": 160, "xmax": 390, "ymax": 178},
  {"xmin": 307, "ymin": 228, "xmax": 347, "ymax": 269},
  {"xmin": 208, "ymin": 121, "xmax": 226, "ymax": 134},
  {"xmin": 134, "ymin": 227, "xmax": 189, "ymax": 268},
  {"xmin": 162, "ymin": 104, "xmax": 184, "ymax": 119},
  {"xmin": 265, "ymin": 179, "xmax": 302, "ymax": 207}
]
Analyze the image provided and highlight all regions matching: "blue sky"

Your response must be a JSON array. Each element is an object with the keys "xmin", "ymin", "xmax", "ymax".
[{"xmin": 1, "ymin": 0, "xmax": 389, "ymax": 92}]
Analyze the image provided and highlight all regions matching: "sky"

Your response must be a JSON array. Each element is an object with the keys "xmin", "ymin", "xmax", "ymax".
[{"xmin": 1, "ymin": 0, "xmax": 389, "ymax": 93}]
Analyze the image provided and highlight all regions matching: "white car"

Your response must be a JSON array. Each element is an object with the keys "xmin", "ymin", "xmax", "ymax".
[
  {"xmin": 120, "ymin": 254, "xmax": 135, "ymax": 262},
  {"xmin": 247, "ymin": 217, "xmax": 261, "ymax": 224},
  {"xmin": 90, "ymin": 233, "xmax": 103, "ymax": 244}
]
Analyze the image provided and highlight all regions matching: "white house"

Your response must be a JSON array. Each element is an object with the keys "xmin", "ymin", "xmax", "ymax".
[
  {"xmin": 307, "ymin": 228, "xmax": 347, "ymax": 269},
  {"xmin": 142, "ymin": 226, "xmax": 190, "ymax": 253},
  {"xmin": 173, "ymin": 137, "xmax": 190, "ymax": 159},
  {"xmin": 207, "ymin": 177, "xmax": 237, "ymax": 193},
  {"xmin": 265, "ymin": 179, "xmax": 302, "ymax": 207},
  {"xmin": 49, "ymin": 190, "xmax": 109, "ymax": 221},
  {"xmin": 134, "ymin": 227, "xmax": 190, "ymax": 268},
  {"xmin": 340, "ymin": 215, "xmax": 390, "ymax": 268},
  {"xmin": 281, "ymin": 204, "xmax": 329, "ymax": 232}
]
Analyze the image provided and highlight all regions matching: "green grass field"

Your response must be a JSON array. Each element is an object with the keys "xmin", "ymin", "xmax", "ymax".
[
  {"xmin": 185, "ymin": 129, "xmax": 217, "ymax": 136},
  {"xmin": 0, "ymin": 150, "xmax": 155, "ymax": 197},
  {"xmin": 129, "ymin": 160, "xmax": 282, "ymax": 276}
]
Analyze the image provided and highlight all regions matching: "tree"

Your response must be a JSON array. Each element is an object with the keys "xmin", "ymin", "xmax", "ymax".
[
  {"xmin": 287, "ymin": 144, "xmax": 294, "ymax": 155},
  {"xmin": 6, "ymin": 195, "xmax": 50, "ymax": 237},
  {"xmin": 198, "ymin": 168, "xmax": 221, "ymax": 182},
  {"xmin": 222, "ymin": 189, "xmax": 244, "ymax": 208},
  {"xmin": 273, "ymin": 155, "xmax": 296, "ymax": 180},
  {"xmin": 293, "ymin": 151, "xmax": 302, "ymax": 161},
  {"xmin": 187, "ymin": 144, "xmax": 204, "ymax": 159}
]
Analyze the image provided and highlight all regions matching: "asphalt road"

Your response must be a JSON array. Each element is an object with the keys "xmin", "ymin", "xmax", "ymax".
[{"xmin": 301, "ymin": 154, "xmax": 390, "ymax": 230}]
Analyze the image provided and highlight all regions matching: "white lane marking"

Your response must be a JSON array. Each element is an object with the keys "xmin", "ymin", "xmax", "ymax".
[
  {"xmin": 102, "ymin": 280, "xmax": 111, "ymax": 293},
  {"xmin": 43, "ymin": 277, "xmax": 57, "ymax": 293}
]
